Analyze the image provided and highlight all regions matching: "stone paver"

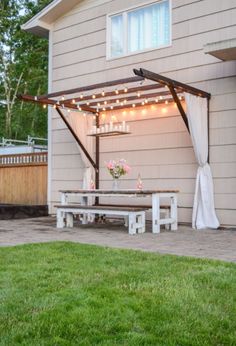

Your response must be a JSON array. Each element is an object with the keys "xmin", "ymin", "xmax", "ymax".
[{"xmin": 0, "ymin": 217, "xmax": 235, "ymax": 263}]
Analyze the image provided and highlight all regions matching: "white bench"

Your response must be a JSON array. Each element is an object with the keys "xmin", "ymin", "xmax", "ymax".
[
  {"xmin": 97, "ymin": 203, "xmax": 171, "ymax": 230},
  {"xmin": 55, "ymin": 205, "xmax": 146, "ymax": 235}
]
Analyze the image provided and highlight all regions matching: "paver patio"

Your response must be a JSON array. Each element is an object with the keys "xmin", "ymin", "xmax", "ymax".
[{"xmin": 0, "ymin": 216, "xmax": 235, "ymax": 263}]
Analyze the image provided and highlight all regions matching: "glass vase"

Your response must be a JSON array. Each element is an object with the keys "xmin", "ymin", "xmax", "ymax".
[{"xmin": 112, "ymin": 177, "xmax": 120, "ymax": 190}]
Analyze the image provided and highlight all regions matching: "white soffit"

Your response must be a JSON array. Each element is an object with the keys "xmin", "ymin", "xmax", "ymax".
[
  {"xmin": 21, "ymin": 0, "xmax": 80, "ymax": 38},
  {"xmin": 204, "ymin": 38, "xmax": 236, "ymax": 61}
]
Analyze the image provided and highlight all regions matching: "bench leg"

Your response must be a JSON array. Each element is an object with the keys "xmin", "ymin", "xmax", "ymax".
[
  {"xmin": 57, "ymin": 209, "xmax": 65, "ymax": 228},
  {"xmin": 164, "ymin": 209, "xmax": 170, "ymax": 230},
  {"xmin": 66, "ymin": 213, "xmax": 74, "ymax": 228},
  {"xmin": 128, "ymin": 213, "xmax": 136, "ymax": 235},
  {"xmin": 170, "ymin": 196, "xmax": 178, "ymax": 231},
  {"xmin": 137, "ymin": 212, "xmax": 145, "ymax": 233}
]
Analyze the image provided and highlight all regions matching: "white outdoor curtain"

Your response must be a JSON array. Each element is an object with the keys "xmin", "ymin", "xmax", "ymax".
[
  {"xmin": 67, "ymin": 112, "xmax": 95, "ymax": 190},
  {"xmin": 185, "ymin": 93, "xmax": 220, "ymax": 229},
  {"xmin": 127, "ymin": 1, "xmax": 170, "ymax": 52}
]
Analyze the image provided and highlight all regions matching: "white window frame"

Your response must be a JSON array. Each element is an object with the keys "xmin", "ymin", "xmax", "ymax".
[{"xmin": 106, "ymin": 0, "xmax": 172, "ymax": 60}]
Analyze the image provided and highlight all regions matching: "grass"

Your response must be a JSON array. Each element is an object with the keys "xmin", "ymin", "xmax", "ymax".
[{"xmin": 0, "ymin": 242, "xmax": 236, "ymax": 346}]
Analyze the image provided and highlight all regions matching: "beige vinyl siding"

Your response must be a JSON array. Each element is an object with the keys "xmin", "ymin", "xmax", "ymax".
[{"xmin": 50, "ymin": 0, "xmax": 236, "ymax": 226}]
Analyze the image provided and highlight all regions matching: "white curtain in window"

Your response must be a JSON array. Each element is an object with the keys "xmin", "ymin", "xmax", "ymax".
[
  {"xmin": 111, "ymin": 15, "xmax": 123, "ymax": 57},
  {"xmin": 128, "ymin": 1, "xmax": 169, "ymax": 52},
  {"xmin": 67, "ymin": 112, "xmax": 95, "ymax": 190},
  {"xmin": 185, "ymin": 93, "xmax": 220, "ymax": 229}
]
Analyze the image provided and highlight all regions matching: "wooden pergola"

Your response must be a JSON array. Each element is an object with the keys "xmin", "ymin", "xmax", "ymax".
[{"xmin": 18, "ymin": 68, "xmax": 211, "ymax": 189}]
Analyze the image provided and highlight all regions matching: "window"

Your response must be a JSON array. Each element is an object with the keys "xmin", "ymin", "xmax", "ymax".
[{"xmin": 108, "ymin": 0, "xmax": 171, "ymax": 59}]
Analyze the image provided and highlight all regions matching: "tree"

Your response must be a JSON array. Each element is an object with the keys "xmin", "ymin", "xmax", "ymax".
[{"xmin": 0, "ymin": 0, "xmax": 51, "ymax": 140}]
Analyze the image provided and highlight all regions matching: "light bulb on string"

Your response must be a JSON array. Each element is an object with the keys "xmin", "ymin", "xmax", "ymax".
[
  {"xmin": 142, "ymin": 101, "xmax": 145, "ymax": 106},
  {"xmin": 97, "ymin": 102, "xmax": 101, "ymax": 107},
  {"xmin": 43, "ymin": 104, "xmax": 47, "ymax": 109},
  {"xmin": 104, "ymin": 100, "xmax": 107, "ymax": 105},
  {"xmin": 132, "ymin": 103, "xmax": 136, "ymax": 108},
  {"xmin": 145, "ymin": 99, "xmax": 148, "ymax": 104},
  {"xmin": 115, "ymin": 89, "xmax": 119, "ymax": 95},
  {"xmin": 137, "ymin": 92, "xmax": 141, "ymax": 97},
  {"xmin": 61, "ymin": 96, "xmax": 65, "ymax": 101},
  {"xmin": 124, "ymin": 87, "xmax": 128, "ymax": 93},
  {"xmin": 116, "ymin": 99, "xmax": 120, "ymax": 104},
  {"xmin": 53, "ymin": 104, "xmax": 57, "ymax": 109},
  {"xmin": 92, "ymin": 94, "xmax": 96, "ymax": 99},
  {"xmin": 101, "ymin": 90, "xmax": 105, "ymax": 96},
  {"xmin": 110, "ymin": 105, "xmax": 113, "ymax": 110},
  {"xmin": 80, "ymin": 94, "xmax": 83, "ymax": 99},
  {"xmin": 165, "ymin": 100, "xmax": 169, "ymax": 105},
  {"xmin": 86, "ymin": 102, "xmax": 90, "ymax": 106},
  {"xmin": 83, "ymin": 113, "xmax": 86, "ymax": 117},
  {"xmin": 155, "ymin": 98, "xmax": 158, "ymax": 103},
  {"xmin": 72, "ymin": 99, "xmax": 75, "ymax": 104}
]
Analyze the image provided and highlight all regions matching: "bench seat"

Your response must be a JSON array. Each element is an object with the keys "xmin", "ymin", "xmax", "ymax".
[{"xmin": 55, "ymin": 204, "xmax": 146, "ymax": 235}]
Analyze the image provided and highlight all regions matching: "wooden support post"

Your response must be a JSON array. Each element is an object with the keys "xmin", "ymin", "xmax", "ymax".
[
  {"xmin": 95, "ymin": 115, "xmax": 100, "ymax": 206},
  {"xmin": 207, "ymin": 98, "xmax": 210, "ymax": 163},
  {"xmin": 55, "ymin": 107, "xmax": 97, "ymax": 170},
  {"xmin": 168, "ymin": 85, "xmax": 190, "ymax": 133}
]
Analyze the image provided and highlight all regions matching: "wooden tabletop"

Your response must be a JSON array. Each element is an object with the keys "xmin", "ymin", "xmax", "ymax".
[{"xmin": 59, "ymin": 189, "xmax": 179, "ymax": 194}]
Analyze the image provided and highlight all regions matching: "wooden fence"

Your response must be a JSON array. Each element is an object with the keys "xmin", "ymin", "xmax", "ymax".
[{"xmin": 0, "ymin": 152, "xmax": 47, "ymax": 205}]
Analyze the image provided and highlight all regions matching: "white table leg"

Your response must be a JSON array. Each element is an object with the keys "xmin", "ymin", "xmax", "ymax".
[
  {"xmin": 152, "ymin": 193, "xmax": 160, "ymax": 233},
  {"xmin": 170, "ymin": 195, "xmax": 178, "ymax": 230},
  {"xmin": 81, "ymin": 196, "xmax": 88, "ymax": 224}
]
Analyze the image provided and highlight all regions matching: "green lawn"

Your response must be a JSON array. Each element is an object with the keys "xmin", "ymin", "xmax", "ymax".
[{"xmin": 0, "ymin": 242, "xmax": 236, "ymax": 346}]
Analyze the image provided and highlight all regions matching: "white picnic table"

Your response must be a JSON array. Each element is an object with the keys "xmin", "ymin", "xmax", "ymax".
[{"xmin": 59, "ymin": 189, "xmax": 179, "ymax": 233}]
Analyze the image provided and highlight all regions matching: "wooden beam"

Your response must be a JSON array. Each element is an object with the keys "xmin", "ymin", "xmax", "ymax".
[
  {"xmin": 168, "ymin": 85, "xmax": 189, "ymax": 132},
  {"xmin": 18, "ymin": 94, "xmax": 97, "ymax": 113},
  {"xmin": 134, "ymin": 68, "xmax": 211, "ymax": 99},
  {"xmin": 60, "ymin": 83, "xmax": 164, "ymax": 104},
  {"xmin": 80, "ymin": 90, "xmax": 173, "ymax": 108},
  {"xmin": 99, "ymin": 97, "xmax": 176, "ymax": 112},
  {"xmin": 38, "ymin": 76, "xmax": 144, "ymax": 100},
  {"xmin": 56, "ymin": 107, "xmax": 97, "ymax": 170}
]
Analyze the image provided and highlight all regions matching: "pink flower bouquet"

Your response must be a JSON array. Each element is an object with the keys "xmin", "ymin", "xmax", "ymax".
[{"xmin": 106, "ymin": 159, "xmax": 130, "ymax": 179}]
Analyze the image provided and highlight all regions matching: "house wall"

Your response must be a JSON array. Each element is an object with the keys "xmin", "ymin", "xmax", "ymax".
[{"xmin": 49, "ymin": 0, "xmax": 236, "ymax": 226}]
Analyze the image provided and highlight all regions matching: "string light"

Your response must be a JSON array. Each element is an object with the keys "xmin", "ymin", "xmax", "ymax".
[
  {"xmin": 86, "ymin": 102, "xmax": 90, "ymax": 106},
  {"xmin": 124, "ymin": 87, "xmax": 128, "ymax": 93},
  {"xmin": 61, "ymin": 96, "xmax": 65, "ymax": 101},
  {"xmin": 115, "ymin": 89, "xmax": 119, "ymax": 95},
  {"xmin": 43, "ymin": 104, "xmax": 47, "ymax": 109},
  {"xmin": 116, "ymin": 99, "xmax": 120, "ymax": 103},
  {"xmin": 34, "ymin": 96, "xmax": 38, "ymax": 101},
  {"xmin": 179, "ymin": 95, "xmax": 183, "ymax": 100},
  {"xmin": 102, "ymin": 107, "xmax": 106, "ymax": 111},
  {"xmin": 121, "ymin": 102, "xmax": 124, "ymax": 106},
  {"xmin": 155, "ymin": 98, "xmax": 158, "ymax": 103},
  {"xmin": 97, "ymin": 102, "xmax": 101, "ymax": 107},
  {"xmin": 68, "ymin": 109, "xmax": 71, "ymax": 113},
  {"xmin": 80, "ymin": 94, "xmax": 84, "ymax": 99},
  {"xmin": 165, "ymin": 100, "xmax": 169, "ymax": 105},
  {"xmin": 101, "ymin": 90, "xmax": 105, "ymax": 96},
  {"xmin": 132, "ymin": 103, "xmax": 136, "ymax": 108},
  {"xmin": 77, "ymin": 105, "xmax": 82, "ymax": 111},
  {"xmin": 83, "ymin": 113, "xmax": 86, "ymax": 117},
  {"xmin": 93, "ymin": 115, "xmax": 96, "ymax": 120},
  {"xmin": 137, "ymin": 92, "xmax": 141, "ymax": 97},
  {"xmin": 145, "ymin": 99, "xmax": 148, "ymax": 104},
  {"xmin": 72, "ymin": 99, "xmax": 76, "ymax": 104},
  {"xmin": 104, "ymin": 101, "xmax": 107, "ymax": 105},
  {"xmin": 110, "ymin": 106, "xmax": 113, "ymax": 110},
  {"xmin": 92, "ymin": 94, "xmax": 96, "ymax": 99},
  {"xmin": 142, "ymin": 101, "xmax": 145, "ymax": 106},
  {"xmin": 53, "ymin": 104, "xmax": 57, "ymax": 109}
]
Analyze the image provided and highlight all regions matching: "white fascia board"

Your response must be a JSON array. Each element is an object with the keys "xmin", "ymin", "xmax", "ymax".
[{"xmin": 22, "ymin": 0, "xmax": 80, "ymax": 38}]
